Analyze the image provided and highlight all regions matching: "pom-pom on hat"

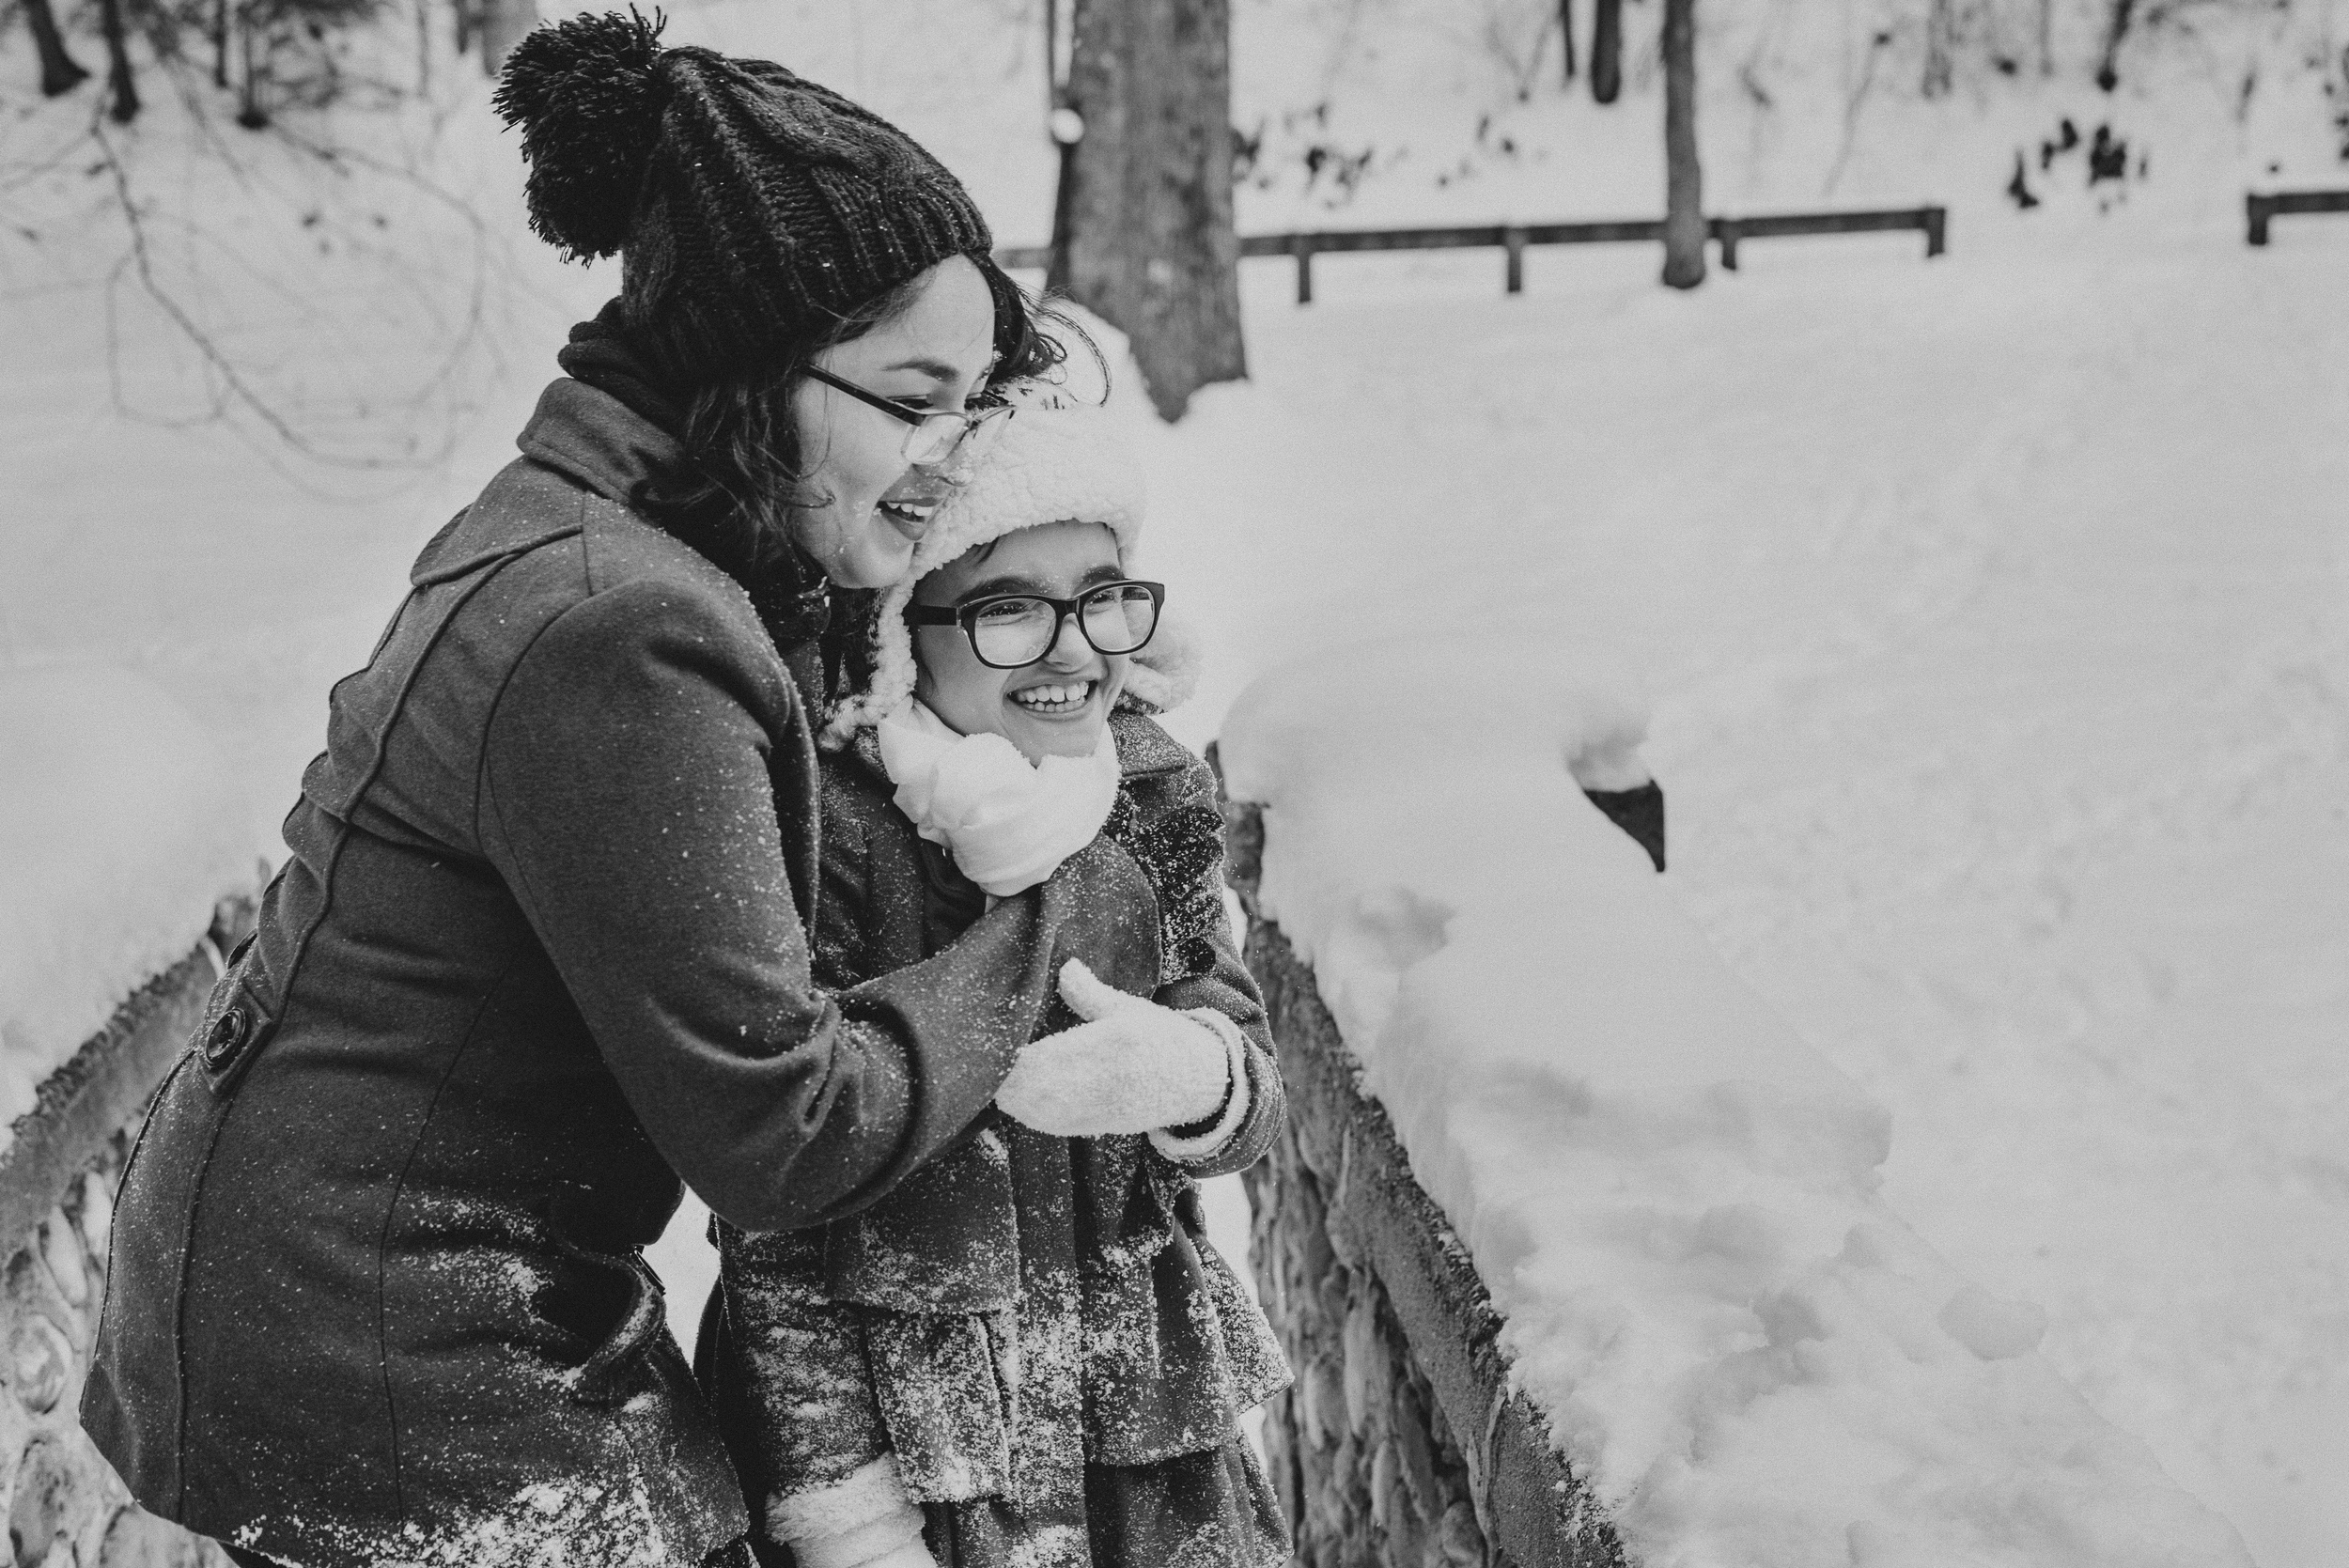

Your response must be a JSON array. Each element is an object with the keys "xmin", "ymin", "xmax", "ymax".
[
  {"xmin": 823, "ymin": 390, "xmax": 1198, "ymax": 745},
  {"xmin": 494, "ymin": 10, "xmax": 993, "ymax": 380}
]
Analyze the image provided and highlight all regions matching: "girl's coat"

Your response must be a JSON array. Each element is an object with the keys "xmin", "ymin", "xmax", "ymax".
[{"xmin": 705, "ymin": 712, "xmax": 1292, "ymax": 1568}]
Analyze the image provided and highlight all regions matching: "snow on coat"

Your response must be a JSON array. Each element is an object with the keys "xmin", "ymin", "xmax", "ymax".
[
  {"xmin": 704, "ymin": 711, "xmax": 1291, "ymax": 1568},
  {"xmin": 79, "ymin": 377, "xmax": 1175, "ymax": 1568}
]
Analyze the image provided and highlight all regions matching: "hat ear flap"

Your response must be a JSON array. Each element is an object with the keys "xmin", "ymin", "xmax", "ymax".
[
  {"xmin": 1118, "ymin": 611, "xmax": 1201, "ymax": 717},
  {"xmin": 495, "ymin": 8, "xmax": 672, "ymax": 261}
]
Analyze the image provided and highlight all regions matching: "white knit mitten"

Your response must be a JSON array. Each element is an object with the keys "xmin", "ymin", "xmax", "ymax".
[
  {"xmin": 765, "ymin": 1455, "xmax": 934, "ymax": 1568},
  {"xmin": 993, "ymin": 961, "xmax": 1235, "ymax": 1138},
  {"xmin": 1146, "ymin": 1006, "xmax": 1253, "ymax": 1165}
]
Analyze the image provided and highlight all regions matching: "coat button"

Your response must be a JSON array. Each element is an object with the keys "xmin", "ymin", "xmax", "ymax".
[{"xmin": 202, "ymin": 1006, "xmax": 250, "ymax": 1069}]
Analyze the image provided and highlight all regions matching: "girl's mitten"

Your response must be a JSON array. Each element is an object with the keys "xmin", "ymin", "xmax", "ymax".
[{"xmin": 993, "ymin": 961, "xmax": 1236, "ymax": 1137}]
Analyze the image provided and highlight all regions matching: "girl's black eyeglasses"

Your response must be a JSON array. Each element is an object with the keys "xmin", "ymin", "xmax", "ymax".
[
  {"xmin": 801, "ymin": 364, "xmax": 1014, "ymax": 469},
  {"xmin": 907, "ymin": 581, "xmax": 1166, "ymax": 670}
]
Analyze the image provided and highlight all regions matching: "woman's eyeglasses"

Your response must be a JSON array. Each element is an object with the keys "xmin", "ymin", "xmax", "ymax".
[
  {"xmin": 907, "ymin": 581, "xmax": 1165, "ymax": 670},
  {"xmin": 801, "ymin": 364, "xmax": 1014, "ymax": 470}
]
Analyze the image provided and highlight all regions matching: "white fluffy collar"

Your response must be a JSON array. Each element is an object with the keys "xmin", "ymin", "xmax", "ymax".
[{"xmin": 875, "ymin": 701, "xmax": 1122, "ymax": 898}]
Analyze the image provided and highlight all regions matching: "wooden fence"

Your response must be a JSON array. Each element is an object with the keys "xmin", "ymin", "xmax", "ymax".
[
  {"xmin": 998, "ymin": 206, "xmax": 1947, "ymax": 303},
  {"xmin": 2246, "ymin": 189, "xmax": 2349, "ymax": 246}
]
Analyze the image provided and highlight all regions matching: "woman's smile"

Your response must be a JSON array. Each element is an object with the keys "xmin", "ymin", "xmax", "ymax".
[{"xmin": 877, "ymin": 474, "xmax": 952, "ymax": 541}]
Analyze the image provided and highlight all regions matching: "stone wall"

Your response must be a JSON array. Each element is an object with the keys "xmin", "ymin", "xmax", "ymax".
[
  {"xmin": 0, "ymin": 906, "xmax": 249, "ymax": 1568},
  {"xmin": 1222, "ymin": 788, "xmax": 1641, "ymax": 1568}
]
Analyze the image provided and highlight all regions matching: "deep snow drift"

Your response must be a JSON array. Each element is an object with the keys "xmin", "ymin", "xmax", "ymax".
[{"xmin": 1218, "ymin": 640, "xmax": 2253, "ymax": 1567}]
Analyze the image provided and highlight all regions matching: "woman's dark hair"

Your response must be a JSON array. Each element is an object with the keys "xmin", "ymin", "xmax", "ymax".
[{"xmin": 625, "ymin": 252, "xmax": 1082, "ymax": 655}]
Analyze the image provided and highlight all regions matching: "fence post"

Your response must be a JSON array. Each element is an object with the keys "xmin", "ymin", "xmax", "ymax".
[
  {"xmin": 1714, "ymin": 218, "xmax": 1739, "ymax": 272},
  {"xmin": 1923, "ymin": 206, "xmax": 1948, "ymax": 258},
  {"xmin": 1290, "ymin": 234, "xmax": 1315, "ymax": 304},
  {"xmin": 1502, "ymin": 225, "xmax": 1527, "ymax": 294},
  {"xmin": 2246, "ymin": 194, "xmax": 2272, "ymax": 247}
]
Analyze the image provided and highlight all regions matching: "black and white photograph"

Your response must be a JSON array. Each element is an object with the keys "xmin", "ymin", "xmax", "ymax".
[{"xmin": 1, "ymin": 1, "xmax": 2341, "ymax": 1564}]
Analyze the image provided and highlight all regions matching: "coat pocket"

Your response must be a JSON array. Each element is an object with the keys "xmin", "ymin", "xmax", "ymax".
[
  {"xmin": 863, "ymin": 1310, "xmax": 1015, "ymax": 1504},
  {"xmin": 546, "ymin": 1225, "xmax": 668, "ymax": 1407}
]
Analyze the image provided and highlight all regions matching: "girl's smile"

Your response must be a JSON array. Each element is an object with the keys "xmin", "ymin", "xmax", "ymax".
[
  {"xmin": 1006, "ymin": 678, "xmax": 1098, "ymax": 716},
  {"xmin": 911, "ymin": 520, "xmax": 1131, "ymax": 763}
]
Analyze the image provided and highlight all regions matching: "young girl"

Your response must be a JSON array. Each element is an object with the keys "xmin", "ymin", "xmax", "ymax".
[{"xmin": 702, "ymin": 398, "xmax": 1292, "ymax": 1568}]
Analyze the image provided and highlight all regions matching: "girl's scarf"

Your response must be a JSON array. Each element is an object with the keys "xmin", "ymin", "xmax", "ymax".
[{"xmin": 877, "ymin": 702, "xmax": 1121, "ymax": 897}]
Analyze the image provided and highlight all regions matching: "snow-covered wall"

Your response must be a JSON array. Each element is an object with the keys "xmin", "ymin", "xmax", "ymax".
[
  {"xmin": 0, "ymin": 666, "xmax": 252, "ymax": 1141},
  {"xmin": 1217, "ymin": 637, "xmax": 2255, "ymax": 1568},
  {"xmin": 0, "ymin": 939, "xmax": 230, "ymax": 1566}
]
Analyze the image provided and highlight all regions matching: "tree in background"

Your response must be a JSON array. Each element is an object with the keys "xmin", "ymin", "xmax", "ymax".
[
  {"xmin": 98, "ymin": 0, "xmax": 138, "ymax": 120},
  {"xmin": 453, "ymin": 0, "xmax": 537, "ymax": 74},
  {"xmin": 1591, "ymin": 0, "xmax": 1622, "ymax": 104},
  {"xmin": 1660, "ymin": 0, "xmax": 1703, "ymax": 287},
  {"xmin": 9, "ymin": 0, "xmax": 535, "ymax": 119},
  {"xmin": 1054, "ymin": 0, "xmax": 1247, "ymax": 422},
  {"xmin": 1923, "ymin": 0, "xmax": 1956, "ymax": 96},
  {"xmin": 20, "ymin": 0, "xmax": 91, "ymax": 95}
]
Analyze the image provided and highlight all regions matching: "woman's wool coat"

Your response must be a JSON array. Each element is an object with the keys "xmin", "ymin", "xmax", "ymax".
[
  {"xmin": 78, "ymin": 379, "xmax": 1167, "ymax": 1568},
  {"xmin": 703, "ymin": 714, "xmax": 1292, "ymax": 1568}
]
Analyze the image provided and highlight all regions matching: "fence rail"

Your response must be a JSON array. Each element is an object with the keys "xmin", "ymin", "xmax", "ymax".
[
  {"xmin": 2246, "ymin": 188, "xmax": 2349, "ymax": 245},
  {"xmin": 998, "ymin": 205, "xmax": 1947, "ymax": 303}
]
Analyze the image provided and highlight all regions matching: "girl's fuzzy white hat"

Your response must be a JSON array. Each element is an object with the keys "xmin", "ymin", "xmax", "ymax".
[{"xmin": 822, "ymin": 389, "xmax": 1199, "ymax": 746}]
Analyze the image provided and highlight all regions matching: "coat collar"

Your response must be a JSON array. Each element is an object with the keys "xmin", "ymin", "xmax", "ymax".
[
  {"xmin": 406, "ymin": 376, "xmax": 683, "ymax": 589},
  {"xmin": 516, "ymin": 377, "xmax": 681, "ymax": 505}
]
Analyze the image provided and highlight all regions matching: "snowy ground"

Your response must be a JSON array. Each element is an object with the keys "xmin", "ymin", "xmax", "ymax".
[
  {"xmin": 7, "ymin": 3, "xmax": 2347, "ymax": 1563},
  {"xmin": 1118, "ymin": 225, "xmax": 2348, "ymax": 1567}
]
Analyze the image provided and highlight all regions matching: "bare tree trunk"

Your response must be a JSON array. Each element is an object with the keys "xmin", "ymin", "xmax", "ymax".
[
  {"xmin": 1046, "ymin": 0, "xmax": 1078, "ymax": 294},
  {"xmin": 213, "ymin": 0, "xmax": 230, "ymax": 86},
  {"xmin": 1922, "ymin": 0, "xmax": 1954, "ymax": 97},
  {"xmin": 236, "ymin": 9, "xmax": 267, "ymax": 129},
  {"xmin": 1046, "ymin": 136, "xmax": 1080, "ymax": 297},
  {"xmin": 1560, "ymin": 0, "xmax": 1578, "ymax": 83},
  {"xmin": 97, "ymin": 0, "xmax": 139, "ymax": 123},
  {"xmin": 1061, "ymin": 0, "xmax": 1247, "ymax": 422},
  {"xmin": 21, "ymin": 0, "xmax": 91, "ymax": 96},
  {"xmin": 475, "ymin": 0, "xmax": 537, "ymax": 74},
  {"xmin": 1660, "ymin": 0, "xmax": 1704, "ymax": 288},
  {"xmin": 1592, "ymin": 0, "xmax": 1622, "ymax": 102},
  {"xmin": 2096, "ymin": 0, "xmax": 2136, "ymax": 90}
]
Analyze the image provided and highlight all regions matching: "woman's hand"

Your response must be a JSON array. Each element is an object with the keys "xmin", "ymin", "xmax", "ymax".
[{"xmin": 993, "ymin": 961, "xmax": 1236, "ymax": 1138}]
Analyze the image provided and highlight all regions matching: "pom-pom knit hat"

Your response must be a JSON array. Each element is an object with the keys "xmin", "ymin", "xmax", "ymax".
[
  {"xmin": 822, "ymin": 390, "xmax": 1198, "ymax": 746},
  {"xmin": 494, "ymin": 10, "xmax": 993, "ymax": 380}
]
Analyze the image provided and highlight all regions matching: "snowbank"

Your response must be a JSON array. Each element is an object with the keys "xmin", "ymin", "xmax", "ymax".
[
  {"xmin": 1218, "ymin": 637, "xmax": 2254, "ymax": 1568},
  {"xmin": 0, "ymin": 665, "xmax": 248, "ymax": 1135}
]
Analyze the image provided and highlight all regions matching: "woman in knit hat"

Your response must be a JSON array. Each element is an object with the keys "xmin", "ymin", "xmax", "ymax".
[
  {"xmin": 82, "ymin": 16, "xmax": 1207, "ymax": 1568},
  {"xmin": 703, "ymin": 396, "xmax": 1290, "ymax": 1568}
]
